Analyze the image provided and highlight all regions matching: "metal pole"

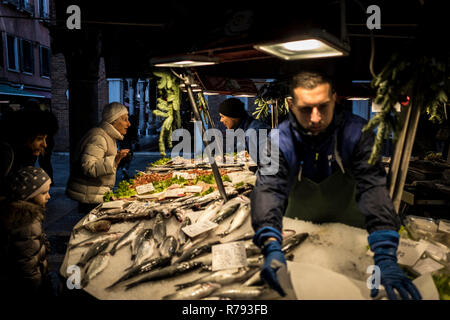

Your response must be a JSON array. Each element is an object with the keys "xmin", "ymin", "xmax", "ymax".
[
  {"xmin": 198, "ymin": 91, "xmax": 225, "ymax": 162},
  {"xmin": 182, "ymin": 71, "xmax": 228, "ymax": 202},
  {"xmin": 274, "ymin": 100, "xmax": 279, "ymax": 128}
]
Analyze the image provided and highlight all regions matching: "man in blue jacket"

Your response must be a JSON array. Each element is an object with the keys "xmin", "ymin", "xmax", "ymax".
[
  {"xmin": 219, "ymin": 98, "xmax": 271, "ymax": 163},
  {"xmin": 251, "ymin": 71, "xmax": 422, "ymax": 300}
]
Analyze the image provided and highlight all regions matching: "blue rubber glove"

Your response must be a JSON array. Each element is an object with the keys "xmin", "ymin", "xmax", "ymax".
[
  {"xmin": 368, "ymin": 230, "xmax": 422, "ymax": 300},
  {"xmin": 261, "ymin": 240, "xmax": 287, "ymax": 297}
]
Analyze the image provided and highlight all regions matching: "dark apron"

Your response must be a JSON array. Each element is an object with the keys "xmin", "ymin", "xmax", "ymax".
[{"xmin": 284, "ymin": 169, "xmax": 365, "ymax": 229}]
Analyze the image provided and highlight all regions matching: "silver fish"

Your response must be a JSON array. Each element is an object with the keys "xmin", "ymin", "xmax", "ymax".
[
  {"xmin": 68, "ymin": 232, "xmax": 124, "ymax": 250},
  {"xmin": 173, "ymin": 239, "xmax": 220, "ymax": 264},
  {"xmin": 153, "ymin": 214, "xmax": 166, "ymax": 246},
  {"xmin": 175, "ymin": 267, "xmax": 258, "ymax": 290},
  {"xmin": 133, "ymin": 237, "xmax": 157, "ymax": 267},
  {"xmin": 177, "ymin": 216, "xmax": 192, "ymax": 248},
  {"xmin": 281, "ymin": 232, "xmax": 309, "ymax": 254},
  {"xmin": 76, "ymin": 240, "xmax": 110, "ymax": 268},
  {"xmin": 196, "ymin": 200, "xmax": 223, "ymax": 223},
  {"xmin": 212, "ymin": 201, "xmax": 241, "ymax": 224},
  {"xmin": 131, "ymin": 229, "xmax": 153, "ymax": 260},
  {"xmin": 159, "ymin": 236, "xmax": 178, "ymax": 258},
  {"xmin": 109, "ymin": 221, "xmax": 145, "ymax": 255},
  {"xmin": 125, "ymin": 260, "xmax": 204, "ymax": 290},
  {"xmin": 162, "ymin": 282, "xmax": 222, "ymax": 300},
  {"xmin": 219, "ymin": 203, "xmax": 251, "ymax": 236},
  {"xmin": 213, "ymin": 285, "xmax": 267, "ymax": 299},
  {"xmin": 81, "ymin": 252, "xmax": 110, "ymax": 288},
  {"xmin": 242, "ymin": 270, "xmax": 263, "ymax": 287},
  {"xmin": 106, "ymin": 256, "xmax": 171, "ymax": 290},
  {"xmin": 180, "ymin": 230, "xmax": 211, "ymax": 253}
]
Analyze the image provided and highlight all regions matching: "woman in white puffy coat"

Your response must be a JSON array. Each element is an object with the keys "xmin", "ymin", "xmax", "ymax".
[{"xmin": 66, "ymin": 102, "xmax": 130, "ymax": 214}]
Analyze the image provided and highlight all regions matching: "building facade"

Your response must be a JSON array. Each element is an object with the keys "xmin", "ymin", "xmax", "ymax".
[{"xmin": 0, "ymin": 0, "xmax": 51, "ymax": 112}]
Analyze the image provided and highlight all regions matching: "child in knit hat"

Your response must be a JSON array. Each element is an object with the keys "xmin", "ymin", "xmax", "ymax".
[{"xmin": 0, "ymin": 166, "xmax": 54, "ymax": 297}]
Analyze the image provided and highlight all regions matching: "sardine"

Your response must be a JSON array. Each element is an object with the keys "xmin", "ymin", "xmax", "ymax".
[
  {"xmin": 163, "ymin": 282, "xmax": 221, "ymax": 300},
  {"xmin": 131, "ymin": 228, "xmax": 153, "ymax": 260},
  {"xmin": 281, "ymin": 232, "xmax": 309, "ymax": 254},
  {"xmin": 153, "ymin": 214, "xmax": 166, "ymax": 246},
  {"xmin": 175, "ymin": 267, "xmax": 258, "ymax": 290},
  {"xmin": 212, "ymin": 285, "xmax": 267, "ymax": 299},
  {"xmin": 177, "ymin": 216, "xmax": 191, "ymax": 248},
  {"xmin": 173, "ymin": 239, "xmax": 220, "ymax": 264},
  {"xmin": 196, "ymin": 200, "xmax": 223, "ymax": 223},
  {"xmin": 105, "ymin": 256, "xmax": 171, "ymax": 290},
  {"xmin": 109, "ymin": 221, "xmax": 145, "ymax": 255},
  {"xmin": 212, "ymin": 202, "xmax": 241, "ymax": 224},
  {"xmin": 159, "ymin": 236, "xmax": 178, "ymax": 258},
  {"xmin": 76, "ymin": 240, "xmax": 110, "ymax": 268},
  {"xmin": 81, "ymin": 252, "xmax": 110, "ymax": 288},
  {"xmin": 125, "ymin": 260, "xmax": 204, "ymax": 290},
  {"xmin": 68, "ymin": 232, "xmax": 123, "ymax": 250},
  {"xmin": 219, "ymin": 203, "xmax": 251, "ymax": 236}
]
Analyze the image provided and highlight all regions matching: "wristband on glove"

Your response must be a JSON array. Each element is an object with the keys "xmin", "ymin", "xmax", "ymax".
[{"xmin": 253, "ymin": 226, "xmax": 283, "ymax": 248}]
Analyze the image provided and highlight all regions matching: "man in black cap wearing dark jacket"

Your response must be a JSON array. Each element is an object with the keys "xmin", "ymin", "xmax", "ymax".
[{"xmin": 219, "ymin": 98, "xmax": 270, "ymax": 163}]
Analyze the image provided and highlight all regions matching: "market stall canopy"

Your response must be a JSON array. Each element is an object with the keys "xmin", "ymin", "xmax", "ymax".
[{"xmin": 49, "ymin": 0, "xmax": 439, "ymax": 83}]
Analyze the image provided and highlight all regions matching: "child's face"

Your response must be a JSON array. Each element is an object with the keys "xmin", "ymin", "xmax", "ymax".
[{"xmin": 31, "ymin": 183, "xmax": 51, "ymax": 207}]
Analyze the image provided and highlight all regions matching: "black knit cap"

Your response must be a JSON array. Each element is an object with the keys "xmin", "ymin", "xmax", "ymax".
[{"xmin": 218, "ymin": 98, "xmax": 246, "ymax": 118}]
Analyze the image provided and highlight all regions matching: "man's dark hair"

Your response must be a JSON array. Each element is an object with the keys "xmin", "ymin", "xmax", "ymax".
[{"xmin": 289, "ymin": 71, "xmax": 335, "ymax": 99}]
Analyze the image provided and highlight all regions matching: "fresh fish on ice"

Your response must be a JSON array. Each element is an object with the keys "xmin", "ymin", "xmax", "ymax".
[
  {"xmin": 76, "ymin": 240, "xmax": 110, "ymax": 268},
  {"xmin": 219, "ymin": 202, "xmax": 251, "ymax": 236},
  {"xmin": 159, "ymin": 236, "xmax": 179, "ymax": 258},
  {"xmin": 133, "ymin": 237, "xmax": 157, "ymax": 267},
  {"xmin": 196, "ymin": 201, "xmax": 223, "ymax": 223},
  {"xmin": 173, "ymin": 239, "xmax": 220, "ymax": 264},
  {"xmin": 131, "ymin": 228, "xmax": 153, "ymax": 260},
  {"xmin": 175, "ymin": 267, "xmax": 258, "ymax": 289},
  {"xmin": 162, "ymin": 282, "xmax": 222, "ymax": 300},
  {"xmin": 212, "ymin": 202, "xmax": 241, "ymax": 224},
  {"xmin": 177, "ymin": 216, "xmax": 192, "ymax": 248},
  {"xmin": 153, "ymin": 213, "xmax": 167, "ymax": 246},
  {"xmin": 81, "ymin": 252, "xmax": 110, "ymax": 288},
  {"xmin": 212, "ymin": 285, "xmax": 267, "ymax": 299},
  {"xmin": 109, "ymin": 221, "xmax": 145, "ymax": 255},
  {"xmin": 68, "ymin": 232, "xmax": 123, "ymax": 250},
  {"xmin": 105, "ymin": 256, "xmax": 171, "ymax": 290},
  {"xmin": 125, "ymin": 260, "xmax": 204, "ymax": 290}
]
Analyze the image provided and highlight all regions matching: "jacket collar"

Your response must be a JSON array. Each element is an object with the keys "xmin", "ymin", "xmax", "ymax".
[
  {"xmin": 0, "ymin": 200, "xmax": 45, "ymax": 228},
  {"xmin": 237, "ymin": 113, "xmax": 252, "ymax": 130},
  {"xmin": 99, "ymin": 121, "xmax": 124, "ymax": 141},
  {"xmin": 288, "ymin": 106, "xmax": 345, "ymax": 147}
]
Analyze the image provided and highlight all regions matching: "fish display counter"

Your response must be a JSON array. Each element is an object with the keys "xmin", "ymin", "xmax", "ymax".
[{"xmin": 59, "ymin": 155, "xmax": 446, "ymax": 300}]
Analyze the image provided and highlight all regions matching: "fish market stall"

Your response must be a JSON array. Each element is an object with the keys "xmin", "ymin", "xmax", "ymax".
[{"xmin": 59, "ymin": 154, "xmax": 448, "ymax": 300}]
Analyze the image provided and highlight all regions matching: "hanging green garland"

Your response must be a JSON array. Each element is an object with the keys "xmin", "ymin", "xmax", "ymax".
[
  {"xmin": 253, "ymin": 80, "xmax": 290, "ymax": 121},
  {"xmin": 363, "ymin": 48, "xmax": 449, "ymax": 165},
  {"xmin": 153, "ymin": 70, "xmax": 181, "ymax": 156}
]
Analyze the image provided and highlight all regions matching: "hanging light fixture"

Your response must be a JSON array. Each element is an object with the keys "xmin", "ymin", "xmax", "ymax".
[
  {"xmin": 151, "ymin": 54, "xmax": 221, "ymax": 68},
  {"xmin": 254, "ymin": 29, "xmax": 350, "ymax": 60}
]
